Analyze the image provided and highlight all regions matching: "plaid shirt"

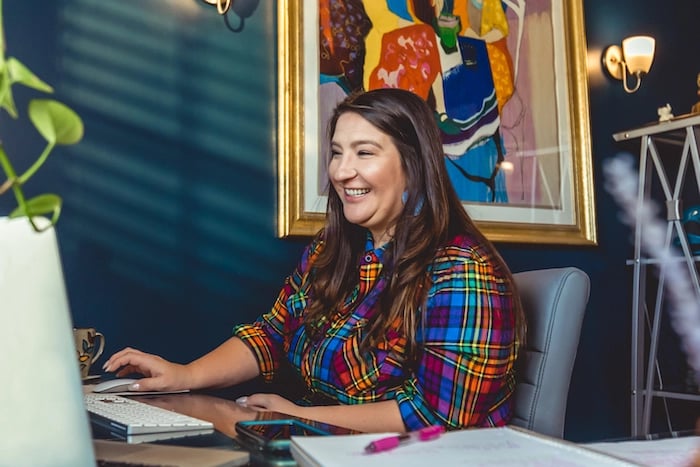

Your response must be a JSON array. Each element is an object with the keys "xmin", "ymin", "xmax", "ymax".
[{"xmin": 233, "ymin": 233, "xmax": 519, "ymax": 430}]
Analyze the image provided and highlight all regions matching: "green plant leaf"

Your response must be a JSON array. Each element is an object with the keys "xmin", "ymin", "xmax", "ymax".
[
  {"xmin": 7, "ymin": 57, "xmax": 54, "ymax": 93},
  {"xmin": 0, "ymin": 90, "xmax": 17, "ymax": 117},
  {"xmin": 0, "ymin": 69, "xmax": 18, "ymax": 118},
  {"xmin": 9, "ymin": 193, "xmax": 61, "ymax": 226},
  {"xmin": 29, "ymin": 99, "xmax": 84, "ymax": 145}
]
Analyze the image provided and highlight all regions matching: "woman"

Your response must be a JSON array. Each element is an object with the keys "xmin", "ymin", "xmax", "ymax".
[{"xmin": 104, "ymin": 88, "xmax": 525, "ymax": 433}]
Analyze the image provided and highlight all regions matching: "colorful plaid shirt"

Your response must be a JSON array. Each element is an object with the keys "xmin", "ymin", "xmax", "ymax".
[{"xmin": 233, "ymin": 233, "xmax": 519, "ymax": 430}]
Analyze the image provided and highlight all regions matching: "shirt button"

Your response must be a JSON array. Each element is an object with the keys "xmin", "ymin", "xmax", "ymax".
[{"xmin": 364, "ymin": 254, "xmax": 373, "ymax": 262}]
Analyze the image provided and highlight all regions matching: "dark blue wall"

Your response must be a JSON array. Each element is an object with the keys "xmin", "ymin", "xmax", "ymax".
[{"xmin": 2, "ymin": 0, "xmax": 698, "ymax": 442}]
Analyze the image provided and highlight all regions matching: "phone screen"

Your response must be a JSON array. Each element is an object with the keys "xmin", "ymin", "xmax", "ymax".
[
  {"xmin": 243, "ymin": 419, "xmax": 328, "ymax": 437},
  {"xmin": 235, "ymin": 418, "xmax": 354, "ymax": 452}
]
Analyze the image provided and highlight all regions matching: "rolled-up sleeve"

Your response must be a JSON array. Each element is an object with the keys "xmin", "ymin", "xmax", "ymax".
[
  {"xmin": 395, "ymin": 253, "xmax": 518, "ymax": 430},
  {"xmin": 232, "ymin": 242, "xmax": 318, "ymax": 381}
]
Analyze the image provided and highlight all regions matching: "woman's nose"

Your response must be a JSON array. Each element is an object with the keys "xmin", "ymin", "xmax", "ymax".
[{"xmin": 331, "ymin": 155, "xmax": 357, "ymax": 180}]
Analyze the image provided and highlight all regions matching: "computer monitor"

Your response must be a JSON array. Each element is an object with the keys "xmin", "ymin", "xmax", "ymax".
[{"xmin": 0, "ymin": 217, "xmax": 95, "ymax": 466}]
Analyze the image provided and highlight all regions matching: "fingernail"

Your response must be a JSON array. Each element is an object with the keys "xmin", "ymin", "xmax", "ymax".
[
  {"xmin": 129, "ymin": 383, "xmax": 140, "ymax": 391},
  {"xmin": 236, "ymin": 396, "xmax": 248, "ymax": 405}
]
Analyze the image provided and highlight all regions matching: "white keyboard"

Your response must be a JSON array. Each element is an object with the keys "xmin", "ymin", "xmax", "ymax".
[{"xmin": 84, "ymin": 393, "xmax": 214, "ymax": 436}]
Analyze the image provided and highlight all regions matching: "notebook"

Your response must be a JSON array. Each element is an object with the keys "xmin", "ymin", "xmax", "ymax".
[
  {"xmin": 0, "ymin": 218, "xmax": 248, "ymax": 467},
  {"xmin": 289, "ymin": 426, "xmax": 641, "ymax": 467}
]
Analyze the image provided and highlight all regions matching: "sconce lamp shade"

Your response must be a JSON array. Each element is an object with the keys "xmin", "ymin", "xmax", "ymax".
[
  {"xmin": 622, "ymin": 36, "xmax": 655, "ymax": 75},
  {"xmin": 201, "ymin": 0, "xmax": 231, "ymax": 14},
  {"xmin": 603, "ymin": 35, "xmax": 656, "ymax": 93}
]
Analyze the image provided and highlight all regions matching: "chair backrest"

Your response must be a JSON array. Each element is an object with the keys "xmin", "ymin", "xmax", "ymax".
[{"xmin": 510, "ymin": 267, "xmax": 590, "ymax": 438}]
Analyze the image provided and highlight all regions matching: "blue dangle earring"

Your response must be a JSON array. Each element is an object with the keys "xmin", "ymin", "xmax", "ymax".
[{"xmin": 402, "ymin": 191, "xmax": 425, "ymax": 216}]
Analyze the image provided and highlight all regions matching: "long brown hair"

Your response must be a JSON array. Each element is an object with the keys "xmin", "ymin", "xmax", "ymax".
[{"xmin": 303, "ymin": 88, "xmax": 525, "ymax": 355}]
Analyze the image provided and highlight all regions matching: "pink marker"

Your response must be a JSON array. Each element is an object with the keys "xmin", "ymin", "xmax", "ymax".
[{"xmin": 364, "ymin": 425, "xmax": 445, "ymax": 454}]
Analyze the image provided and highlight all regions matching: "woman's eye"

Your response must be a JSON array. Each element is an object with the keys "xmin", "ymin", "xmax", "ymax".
[{"xmin": 357, "ymin": 150, "xmax": 374, "ymax": 157}]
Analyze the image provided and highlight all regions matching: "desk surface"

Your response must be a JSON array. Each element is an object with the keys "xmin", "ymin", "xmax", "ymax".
[
  {"xmin": 85, "ymin": 384, "xmax": 700, "ymax": 467},
  {"xmin": 86, "ymin": 385, "xmax": 299, "ymax": 466}
]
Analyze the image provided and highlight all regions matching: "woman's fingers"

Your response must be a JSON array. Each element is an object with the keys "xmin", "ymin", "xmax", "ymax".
[
  {"xmin": 103, "ymin": 348, "xmax": 162, "ymax": 377},
  {"xmin": 114, "ymin": 364, "xmax": 141, "ymax": 378},
  {"xmin": 237, "ymin": 394, "xmax": 298, "ymax": 415}
]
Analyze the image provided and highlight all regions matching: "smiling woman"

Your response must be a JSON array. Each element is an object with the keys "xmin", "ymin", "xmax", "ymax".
[{"xmin": 102, "ymin": 88, "xmax": 526, "ymax": 435}]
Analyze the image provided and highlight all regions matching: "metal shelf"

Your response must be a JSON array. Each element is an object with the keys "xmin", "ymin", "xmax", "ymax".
[
  {"xmin": 645, "ymin": 390, "xmax": 700, "ymax": 402},
  {"xmin": 625, "ymin": 256, "xmax": 700, "ymax": 266},
  {"xmin": 614, "ymin": 113, "xmax": 700, "ymax": 437}
]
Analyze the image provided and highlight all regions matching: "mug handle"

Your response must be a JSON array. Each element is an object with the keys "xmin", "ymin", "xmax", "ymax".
[{"xmin": 91, "ymin": 332, "xmax": 106, "ymax": 364}]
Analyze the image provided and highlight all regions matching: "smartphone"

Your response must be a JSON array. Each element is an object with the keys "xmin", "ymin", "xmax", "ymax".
[{"xmin": 235, "ymin": 418, "xmax": 356, "ymax": 453}]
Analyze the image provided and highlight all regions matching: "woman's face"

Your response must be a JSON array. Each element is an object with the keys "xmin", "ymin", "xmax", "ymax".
[{"xmin": 329, "ymin": 112, "xmax": 407, "ymax": 246}]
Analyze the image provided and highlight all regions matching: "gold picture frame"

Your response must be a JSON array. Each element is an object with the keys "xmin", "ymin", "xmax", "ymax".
[{"xmin": 277, "ymin": 1, "xmax": 596, "ymax": 245}]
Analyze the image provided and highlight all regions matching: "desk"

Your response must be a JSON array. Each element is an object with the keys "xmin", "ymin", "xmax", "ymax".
[
  {"xmin": 86, "ymin": 388, "xmax": 700, "ymax": 467},
  {"xmin": 88, "ymin": 389, "xmax": 297, "ymax": 466}
]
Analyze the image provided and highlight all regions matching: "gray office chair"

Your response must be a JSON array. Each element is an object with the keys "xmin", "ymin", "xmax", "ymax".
[{"xmin": 510, "ymin": 267, "xmax": 590, "ymax": 438}]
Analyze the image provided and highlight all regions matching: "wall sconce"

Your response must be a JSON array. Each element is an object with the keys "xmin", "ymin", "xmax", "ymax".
[
  {"xmin": 199, "ymin": 0, "xmax": 259, "ymax": 33},
  {"xmin": 200, "ymin": 0, "xmax": 230, "ymax": 15},
  {"xmin": 603, "ymin": 36, "xmax": 656, "ymax": 93}
]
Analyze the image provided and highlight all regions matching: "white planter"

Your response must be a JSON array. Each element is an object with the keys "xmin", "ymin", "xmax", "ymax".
[{"xmin": 0, "ymin": 216, "xmax": 94, "ymax": 466}]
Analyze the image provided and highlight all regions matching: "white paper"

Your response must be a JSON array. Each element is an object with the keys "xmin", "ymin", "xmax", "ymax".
[
  {"xmin": 290, "ymin": 427, "xmax": 639, "ymax": 467},
  {"xmin": 587, "ymin": 436, "xmax": 700, "ymax": 467}
]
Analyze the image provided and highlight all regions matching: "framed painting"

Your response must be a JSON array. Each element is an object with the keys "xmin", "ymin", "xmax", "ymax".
[{"xmin": 277, "ymin": 0, "xmax": 597, "ymax": 245}]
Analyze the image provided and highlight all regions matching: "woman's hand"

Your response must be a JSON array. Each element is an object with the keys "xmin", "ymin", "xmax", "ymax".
[
  {"xmin": 102, "ymin": 347, "xmax": 191, "ymax": 392},
  {"xmin": 102, "ymin": 337, "xmax": 261, "ymax": 392},
  {"xmin": 236, "ymin": 393, "xmax": 302, "ymax": 418},
  {"xmin": 239, "ymin": 396, "xmax": 405, "ymax": 433}
]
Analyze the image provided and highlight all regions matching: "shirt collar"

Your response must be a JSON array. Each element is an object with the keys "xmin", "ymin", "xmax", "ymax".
[{"xmin": 364, "ymin": 231, "xmax": 389, "ymax": 262}]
